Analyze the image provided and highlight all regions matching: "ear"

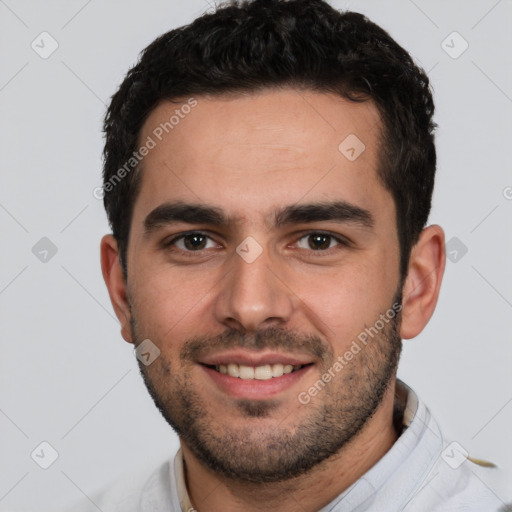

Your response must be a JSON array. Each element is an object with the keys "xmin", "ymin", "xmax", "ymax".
[
  {"xmin": 100, "ymin": 234, "xmax": 134, "ymax": 343},
  {"xmin": 400, "ymin": 225, "xmax": 446, "ymax": 340}
]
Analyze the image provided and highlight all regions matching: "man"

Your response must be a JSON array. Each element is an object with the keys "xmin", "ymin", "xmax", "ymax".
[{"xmin": 83, "ymin": 0, "xmax": 506, "ymax": 510}]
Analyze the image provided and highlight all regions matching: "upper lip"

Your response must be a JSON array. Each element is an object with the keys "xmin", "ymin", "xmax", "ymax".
[{"xmin": 199, "ymin": 350, "xmax": 314, "ymax": 367}]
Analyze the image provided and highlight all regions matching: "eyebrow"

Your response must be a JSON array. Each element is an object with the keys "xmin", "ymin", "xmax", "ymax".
[
  {"xmin": 144, "ymin": 203, "xmax": 227, "ymax": 234},
  {"xmin": 143, "ymin": 200, "xmax": 374, "ymax": 234},
  {"xmin": 274, "ymin": 201, "xmax": 374, "ymax": 229}
]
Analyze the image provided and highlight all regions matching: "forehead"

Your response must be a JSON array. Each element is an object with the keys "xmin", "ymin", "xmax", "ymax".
[{"xmin": 133, "ymin": 88, "xmax": 388, "ymax": 225}]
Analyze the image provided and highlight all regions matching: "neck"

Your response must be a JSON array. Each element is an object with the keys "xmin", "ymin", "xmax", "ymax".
[{"xmin": 182, "ymin": 381, "xmax": 399, "ymax": 512}]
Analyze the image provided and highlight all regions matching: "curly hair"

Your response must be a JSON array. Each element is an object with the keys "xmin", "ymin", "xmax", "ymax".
[{"xmin": 103, "ymin": 0, "xmax": 436, "ymax": 279}]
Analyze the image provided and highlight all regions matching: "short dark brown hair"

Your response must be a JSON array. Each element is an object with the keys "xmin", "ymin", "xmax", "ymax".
[{"xmin": 102, "ymin": 0, "xmax": 436, "ymax": 279}]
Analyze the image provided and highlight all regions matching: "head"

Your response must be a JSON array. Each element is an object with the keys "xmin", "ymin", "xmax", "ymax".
[{"xmin": 100, "ymin": 0, "xmax": 445, "ymax": 483}]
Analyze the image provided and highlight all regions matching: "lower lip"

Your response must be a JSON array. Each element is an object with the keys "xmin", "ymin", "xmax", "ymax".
[{"xmin": 201, "ymin": 365, "xmax": 313, "ymax": 400}]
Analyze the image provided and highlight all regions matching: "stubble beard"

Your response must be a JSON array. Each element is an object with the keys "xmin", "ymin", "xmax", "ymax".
[{"xmin": 131, "ymin": 293, "xmax": 402, "ymax": 484}]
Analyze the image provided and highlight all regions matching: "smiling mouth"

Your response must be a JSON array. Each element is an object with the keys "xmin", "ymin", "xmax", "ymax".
[{"xmin": 205, "ymin": 363, "xmax": 312, "ymax": 380}]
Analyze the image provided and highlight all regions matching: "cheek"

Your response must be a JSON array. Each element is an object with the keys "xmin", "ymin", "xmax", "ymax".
[
  {"xmin": 129, "ymin": 263, "xmax": 221, "ymax": 341},
  {"xmin": 293, "ymin": 257, "xmax": 396, "ymax": 343}
]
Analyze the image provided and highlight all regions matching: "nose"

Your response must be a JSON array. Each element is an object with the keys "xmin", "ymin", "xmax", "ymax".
[{"xmin": 212, "ymin": 243, "xmax": 294, "ymax": 332}]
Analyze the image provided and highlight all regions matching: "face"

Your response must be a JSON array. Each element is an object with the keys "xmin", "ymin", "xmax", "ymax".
[{"xmin": 124, "ymin": 89, "xmax": 403, "ymax": 482}]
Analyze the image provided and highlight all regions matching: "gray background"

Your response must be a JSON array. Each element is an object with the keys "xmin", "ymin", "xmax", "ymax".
[{"xmin": 1, "ymin": 0, "xmax": 511, "ymax": 509}]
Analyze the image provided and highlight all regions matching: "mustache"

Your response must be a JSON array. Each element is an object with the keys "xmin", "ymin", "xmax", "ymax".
[{"xmin": 180, "ymin": 326, "xmax": 330, "ymax": 363}]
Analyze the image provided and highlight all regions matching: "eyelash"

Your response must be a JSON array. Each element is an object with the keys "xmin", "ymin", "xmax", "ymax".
[{"xmin": 163, "ymin": 230, "xmax": 350, "ymax": 256}]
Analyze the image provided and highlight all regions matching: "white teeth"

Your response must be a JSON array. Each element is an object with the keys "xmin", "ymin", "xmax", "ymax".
[
  {"xmin": 254, "ymin": 365, "xmax": 272, "ymax": 380},
  {"xmin": 227, "ymin": 363, "xmax": 240, "ymax": 378},
  {"xmin": 239, "ymin": 365, "xmax": 255, "ymax": 379},
  {"xmin": 214, "ymin": 362, "xmax": 305, "ymax": 379},
  {"xmin": 271, "ymin": 363, "xmax": 284, "ymax": 377}
]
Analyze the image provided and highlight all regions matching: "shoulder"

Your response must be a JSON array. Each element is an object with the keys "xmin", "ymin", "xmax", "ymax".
[
  {"xmin": 393, "ymin": 383, "xmax": 510, "ymax": 512},
  {"xmin": 405, "ymin": 449, "xmax": 510, "ymax": 512},
  {"xmin": 58, "ymin": 459, "xmax": 177, "ymax": 512}
]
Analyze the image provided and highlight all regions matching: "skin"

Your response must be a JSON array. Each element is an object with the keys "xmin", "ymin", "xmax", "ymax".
[{"xmin": 101, "ymin": 88, "xmax": 446, "ymax": 512}]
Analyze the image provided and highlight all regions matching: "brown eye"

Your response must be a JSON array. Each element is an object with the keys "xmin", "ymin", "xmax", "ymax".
[
  {"xmin": 183, "ymin": 234, "xmax": 208, "ymax": 250},
  {"xmin": 308, "ymin": 234, "xmax": 332, "ymax": 250},
  {"xmin": 166, "ymin": 232, "xmax": 218, "ymax": 252},
  {"xmin": 296, "ymin": 232, "xmax": 342, "ymax": 251}
]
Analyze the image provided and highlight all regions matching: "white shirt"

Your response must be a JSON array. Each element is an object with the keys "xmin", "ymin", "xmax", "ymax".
[{"xmin": 65, "ymin": 381, "xmax": 508, "ymax": 511}]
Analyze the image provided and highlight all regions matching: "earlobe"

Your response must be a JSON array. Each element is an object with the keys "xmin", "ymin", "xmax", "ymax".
[
  {"xmin": 400, "ymin": 225, "xmax": 446, "ymax": 340},
  {"xmin": 100, "ymin": 234, "xmax": 134, "ymax": 343}
]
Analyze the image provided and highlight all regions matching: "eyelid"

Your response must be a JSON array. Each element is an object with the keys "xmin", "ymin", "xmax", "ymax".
[
  {"xmin": 163, "ymin": 230, "xmax": 222, "ymax": 250},
  {"xmin": 292, "ymin": 230, "xmax": 351, "ymax": 249},
  {"xmin": 162, "ymin": 229, "xmax": 351, "ymax": 254}
]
